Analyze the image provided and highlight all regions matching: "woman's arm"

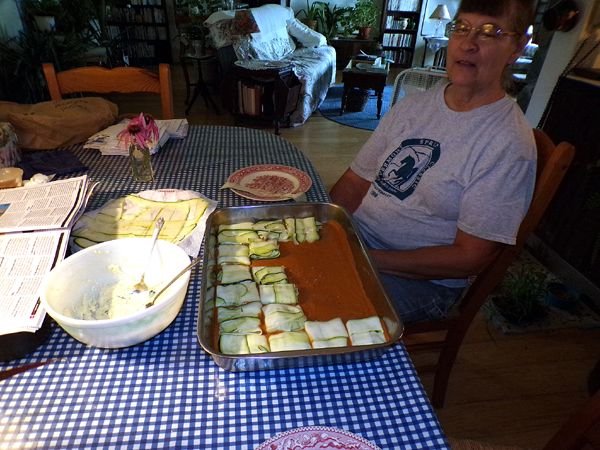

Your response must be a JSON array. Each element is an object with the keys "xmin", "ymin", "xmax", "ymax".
[
  {"xmin": 370, "ymin": 229, "xmax": 503, "ymax": 280},
  {"xmin": 329, "ymin": 168, "xmax": 371, "ymax": 214}
]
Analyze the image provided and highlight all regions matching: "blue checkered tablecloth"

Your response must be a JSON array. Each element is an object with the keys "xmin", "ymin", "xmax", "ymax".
[{"xmin": 0, "ymin": 126, "xmax": 449, "ymax": 449}]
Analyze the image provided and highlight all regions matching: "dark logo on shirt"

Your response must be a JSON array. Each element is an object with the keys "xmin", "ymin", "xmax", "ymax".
[{"xmin": 374, "ymin": 138, "xmax": 440, "ymax": 200}]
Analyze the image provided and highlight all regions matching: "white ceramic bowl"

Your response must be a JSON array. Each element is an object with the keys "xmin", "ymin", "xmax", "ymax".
[{"xmin": 40, "ymin": 238, "xmax": 191, "ymax": 348}]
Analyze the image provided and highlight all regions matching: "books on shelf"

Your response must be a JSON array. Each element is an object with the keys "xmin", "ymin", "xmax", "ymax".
[
  {"xmin": 238, "ymin": 81, "xmax": 263, "ymax": 116},
  {"xmin": 382, "ymin": 33, "xmax": 413, "ymax": 47},
  {"xmin": 0, "ymin": 176, "xmax": 91, "ymax": 335},
  {"xmin": 386, "ymin": 0, "xmax": 419, "ymax": 11}
]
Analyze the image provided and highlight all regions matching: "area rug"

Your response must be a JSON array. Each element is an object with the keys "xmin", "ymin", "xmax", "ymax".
[{"xmin": 318, "ymin": 84, "xmax": 394, "ymax": 131}]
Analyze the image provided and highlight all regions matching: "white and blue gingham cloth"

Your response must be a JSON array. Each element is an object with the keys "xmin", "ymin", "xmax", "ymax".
[{"xmin": 0, "ymin": 126, "xmax": 449, "ymax": 449}]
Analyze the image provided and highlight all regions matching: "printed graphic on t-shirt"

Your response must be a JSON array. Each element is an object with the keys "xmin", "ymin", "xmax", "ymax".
[{"xmin": 374, "ymin": 138, "xmax": 440, "ymax": 200}]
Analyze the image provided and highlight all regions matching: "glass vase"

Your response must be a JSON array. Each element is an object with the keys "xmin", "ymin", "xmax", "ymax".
[{"xmin": 129, "ymin": 143, "xmax": 154, "ymax": 182}]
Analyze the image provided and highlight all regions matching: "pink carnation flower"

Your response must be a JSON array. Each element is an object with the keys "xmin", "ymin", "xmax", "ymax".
[{"xmin": 118, "ymin": 113, "xmax": 159, "ymax": 149}]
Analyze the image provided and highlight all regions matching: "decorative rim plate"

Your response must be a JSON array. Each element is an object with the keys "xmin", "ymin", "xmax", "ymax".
[
  {"xmin": 234, "ymin": 59, "xmax": 291, "ymax": 71},
  {"xmin": 356, "ymin": 63, "xmax": 387, "ymax": 72},
  {"xmin": 226, "ymin": 164, "xmax": 312, "ymax": 201},
  {"xmin": 256, "ymin": 426, "xmax": 381, "ymax": 450}
]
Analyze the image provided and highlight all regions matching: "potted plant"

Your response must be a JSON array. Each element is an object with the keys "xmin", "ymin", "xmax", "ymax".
[
  {"xmin": 490, "ymin": 263, "xmax": 548, "ymax": 326},
  {"xmin": 350, "ymin": 0, "xmax": 379, "ymax": 39},
  {"xmin": 296, "ymin": 0, "xmax": 322, "ymax": 30},
  {"xmin": 313, "ymin": 1, "xmax": 354, "ymax": 41}
]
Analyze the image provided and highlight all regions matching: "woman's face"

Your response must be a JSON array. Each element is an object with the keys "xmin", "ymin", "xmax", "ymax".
[{"xmin": 446, "ymin": 11, "xmax": 523, "ymax": 94}]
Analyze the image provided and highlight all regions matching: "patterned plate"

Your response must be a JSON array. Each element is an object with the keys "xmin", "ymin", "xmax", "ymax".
[
  {"xmin": 226, "ymin": 164, "xmax": 312, "ymax": 201},
  {"xmin": 256, "ymin": 426, "xmax": 381, "ymax": 450},
  {"xmin": 234, "ymin": 60, "xmax": 292, "ymax": 71}
]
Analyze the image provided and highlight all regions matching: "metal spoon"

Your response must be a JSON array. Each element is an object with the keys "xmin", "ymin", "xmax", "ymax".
[
  {"xmin": 145, "ymin": 257, "xmax": 202, "ymax": 308},
  {"xmin": 132, "ymin": 217, "xmax": 165, "ymax": 294}
]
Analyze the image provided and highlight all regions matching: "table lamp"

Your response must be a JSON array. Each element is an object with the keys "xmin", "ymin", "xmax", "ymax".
[{"xmin": 429, "ymin": 4, "xmax": 452, "ymax": 37}]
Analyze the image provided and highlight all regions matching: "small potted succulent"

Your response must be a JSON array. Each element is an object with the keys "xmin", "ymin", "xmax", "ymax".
[{"xmin": 350, "ymin": 0, "xmax": 379, "ymax": 39}]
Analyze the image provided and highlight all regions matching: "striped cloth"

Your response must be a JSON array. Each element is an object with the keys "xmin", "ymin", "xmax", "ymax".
[{"xmin": 0, "ymin": 126, "xmax": 449, "ymax": 450}]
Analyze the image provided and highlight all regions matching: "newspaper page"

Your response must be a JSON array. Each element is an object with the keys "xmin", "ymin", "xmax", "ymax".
[
  {"xmin": 83, "ymin": 119, "xmax": 186, "ymax": 156},
  {"xmin": 0, "ymin": 175, "xmax": 88, "ymax": 233},
  {"xmin": 0, "ymin": 229, "xmax": 70, "ymax": 334}
]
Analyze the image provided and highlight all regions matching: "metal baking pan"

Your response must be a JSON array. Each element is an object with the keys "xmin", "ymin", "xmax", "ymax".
[{"xmin": 196, "ymin": 203, "xmax": 403, "ymax": 371}]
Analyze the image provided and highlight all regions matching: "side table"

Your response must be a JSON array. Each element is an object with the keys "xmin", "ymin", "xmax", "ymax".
[
  {"xmin": 341, "ymin": 59, "xmax": 389, "ymax": 119},
  {"xmin": 223, "ymin": 61, "xmax": 301, "ymax": 135},
  {"xmin": 330, "ymin": 38, "xmax": 379, "ymax": 70},
  {"xmin": 181, "ymin": 53, "xmax": 220, "ymax": 115}
]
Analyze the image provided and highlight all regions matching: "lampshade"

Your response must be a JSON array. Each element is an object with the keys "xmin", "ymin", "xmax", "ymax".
[{"xmin": 429, "ymin": 4, "xmax": 452, "ymax": 21}]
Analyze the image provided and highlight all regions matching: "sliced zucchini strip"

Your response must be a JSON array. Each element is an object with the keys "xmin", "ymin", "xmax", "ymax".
[
  {"xmin": 346, "ymin": 316, "xmax": 386, "ymax": 346},
  {"xmin": 215, "ymin": 281, "xmax": 259, "ymax": 306},
  {"xmin": 283, "ymin": 217, "xmax": 296, "ymax": 243},
  {"xmin": 217, "ymin": 301, "xmax": 262, "ymax": 323},
  {"xmin": 219, "ymin": 334, "xmax": 249, "ymax": 355},
  {"xmin": 253, "ymin": 220, "xmax": 286, "ymax": 232},
  {"xmin": 259, "ymin": 284, "xmax": 298, "ymax": 305},
  {"xmin": 263, "ymin": 304, "xmax": 306, "ymax": 333},
  {"xmin": 72, "ymin": 195, "xmax": 209, "ymax": 246},
  {"xmin": 217, "ymin": 229, "xmax": 259, "ymax": 244},
  {"xmin": 252, "ymin": 266, "xmax": 287, "ymax": 285},
  {"xmin": 305, "ymin": 318, "xmax": 348, "ymax": 344},
  {"xmin": 219, "ymin": 334, "xmax": 271, "ymax": 355},
  {"xmin": 217, "ymin": 244, "xmax": 250, "ymax": 265},
  {"xmin": 269, "ymin": 331, "xmax": 311, "ymax": 352},
  {"xmin": 218, "ymin": 222, "xmax": 255, "ymax": 231},
  {"xmin": 218, "ymin": 265, "xmax": 252, "ymax": 285},
  {"xmin": 247, "ymin": 334, "xmax": 270, "ymax": 353},
  {"xmin": 219, "ymin": 317, "xmax": 262, "ymax": 335},
  {"xmin": 295, "ymin": 217, "xmax": 319, "ymax": 243},
  {"xmin": 249, "ymin": 239, "xmax": 280, "ymax": 259},
  {"xmin": 312, "ymin": 337, "xmax": 348, "ymax": 349},
  {"xmin": 301, "ymin": 217, "xmax": 319, "ymax": 243}
]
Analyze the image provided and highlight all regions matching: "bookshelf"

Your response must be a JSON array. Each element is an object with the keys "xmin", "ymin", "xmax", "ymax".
[
  {"xmin": 380, "ymin": 0, "xmax": 423, "ymax": 67},
  {"xmin": 106, "ymin": 0, "xmax": 172, "ymax": 66}
]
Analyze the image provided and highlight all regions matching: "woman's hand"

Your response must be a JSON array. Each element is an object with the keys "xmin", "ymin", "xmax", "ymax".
[{"xmin": 329, "ymin": 168, "xmax": 371, "ymax": 214}]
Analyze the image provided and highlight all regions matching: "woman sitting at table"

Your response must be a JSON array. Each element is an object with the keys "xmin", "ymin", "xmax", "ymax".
[{"xmin": 330, "ymin": 0, "xmax": 536, "ymax": 324}]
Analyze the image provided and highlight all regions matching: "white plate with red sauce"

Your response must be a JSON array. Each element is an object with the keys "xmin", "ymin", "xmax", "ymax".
[
  {"xmin": 256, "ymin": 426, "xmax": 381, "ymax": 450},
  {"xmin": 224, "ymin": 164, "xmax": 312, "ymax": 201}
]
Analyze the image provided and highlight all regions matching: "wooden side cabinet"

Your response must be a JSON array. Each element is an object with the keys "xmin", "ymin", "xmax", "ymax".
[{"xmin": 223, "ymin": 64, "xmax": 301, "ymax": 134}]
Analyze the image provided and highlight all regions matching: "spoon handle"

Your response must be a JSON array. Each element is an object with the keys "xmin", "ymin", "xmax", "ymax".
[
  {"xmin": 139, "ymin": 217, "xmax": 165, "ymax": 279},
  {"xmin": 146, "ymin": 256, "xmax": 202, "ymax": 308}
]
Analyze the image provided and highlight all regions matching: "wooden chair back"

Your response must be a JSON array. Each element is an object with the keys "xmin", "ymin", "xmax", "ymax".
[
  {"xmin": 543, "ymin": 389, "xmax": 600, "ymax": 450},
  {"xmin": 42, "ymin": 63, "xmax": 174, "ymax": 120},
  {"xmin": 403, "ymin": 128, "xmax": 575, "ymax": 408}
]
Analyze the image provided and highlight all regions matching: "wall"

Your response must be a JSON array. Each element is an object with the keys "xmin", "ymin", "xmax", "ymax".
[
  {"xmin": 525, "ymin": 0, "xmax": 598, "ymax": 127},
  {"xmin": 0, "ymin": 0, "xmax": 23, "ymax": 38},
  {"xmin": 416, "ymin": 0, "xmax": 458, "ymax": 67}
]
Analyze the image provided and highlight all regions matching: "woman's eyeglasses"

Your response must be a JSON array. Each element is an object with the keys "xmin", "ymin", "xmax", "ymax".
[{"xmin": 445, "ymin": 20, "xmax": 521, "ymax": 41}]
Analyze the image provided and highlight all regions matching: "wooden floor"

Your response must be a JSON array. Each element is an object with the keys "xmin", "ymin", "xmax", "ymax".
[{"xmin": 125, "ymin": 65, "xmax": 600, "ymax": 449}]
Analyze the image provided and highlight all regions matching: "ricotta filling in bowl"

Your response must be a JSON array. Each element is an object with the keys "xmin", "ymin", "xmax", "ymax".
[{"xmin": 72, "ymin": 265, "xmax": 156, "ymax": 320}]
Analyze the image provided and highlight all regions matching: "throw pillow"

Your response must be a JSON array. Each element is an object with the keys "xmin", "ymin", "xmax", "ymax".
[
  {"xmin": 287, "ymin": 18, "xmax": 327, "ymax": 48},
  {"xmin": 0, "ymin": 97, "xmax": 118, "ymax": 150},
  {"xmin": 249, "ymin": 27, "xmax": 296, "ymax": 60}
]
